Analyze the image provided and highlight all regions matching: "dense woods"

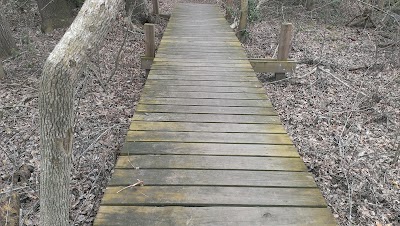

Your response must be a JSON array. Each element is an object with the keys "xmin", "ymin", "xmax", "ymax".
[{"xmin": 0, "ymin": 0, "xmax": 399, "ymax": 225}]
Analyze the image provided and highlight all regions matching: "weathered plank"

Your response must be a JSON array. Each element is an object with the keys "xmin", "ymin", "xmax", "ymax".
[
  {"xmin": 152, "ymin": 62, "xmax": 252, "ymax": 68},
  {"xmin": 132, "ymin": 112, "xmax": 280, "ymax": 124},
  {"xmin": 147, "ymin": 70, "xmax": 256, "ymax": 76},
  {"xmin": 145, "ymin": 80, "xmax": 261, "ymax": 87},
  {"xmin": 109, "ymin": 169, "xmax": 316, "ymax": 187},
  {"xmin": 95, "ymin": 206, "xmax": 337, "ymax": 226},
  {"xmin": 136, "ymin": 105, "xmax": 277, "ymax": 115},
  {"xmin": 143, "ymin": 84, "xmax": 264, "ymax": 92},
  {"xmin": 147, "ymin": 75, "xmax": 258, "ymax": 82},
  {"xmin": 141, "ymin": 91, "xmax": 265, "ymax": 99},
  {"xmin": 121, "ymin": 142, "xmax": 299, "ymax": 157},
  {"xmin": 138, "ymin": 98, "xmax": 272, "ymax": 107},
  {"xmin": 150, "ymin": 66, "xmax": 253, "ymax": 72},
  {"xmin": 129, "ymin": 121, "xmax": 286, "ymax": 133},
  {"xmin": 126, "ymin": 131, "xmax": 292, "ymax": 144},
  {"xmin": 115, "ymin": 155, "xmax": 304, "ymax": 171},
  {"xmin": 143, "ymin": 85, "xmax": 265, "ymax": 93},
  {"xmin": 101, "ymin": 186, "xmax": 327, "ymax": 207}
]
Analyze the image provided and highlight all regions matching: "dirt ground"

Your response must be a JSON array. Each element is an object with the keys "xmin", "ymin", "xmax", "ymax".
[{"xmin": 0, "ymin": 0, "xmax": 399, "ymax": 225}]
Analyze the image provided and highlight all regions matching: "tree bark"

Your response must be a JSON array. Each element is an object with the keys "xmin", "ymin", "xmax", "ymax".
[
  {"xmin": 36, "ymin": 0, "xmax": 74, "ymax": 33},
  {"xmin": 126, "ymin": 0, "xmax": 150, "ymax": 24},
  {"xmin": 0, "ymin": 14, "xmax": 17, "ymax": 60},
  {"xmin": 0, "ymin": 63, "xmax": 5, "ymax": 79},
  {"xmin": 38, "ymin": 0, "xmax": 123, "ymax": 225}
]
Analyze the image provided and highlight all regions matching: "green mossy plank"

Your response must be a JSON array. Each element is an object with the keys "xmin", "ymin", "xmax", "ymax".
[
  {"xmin": 120, "ymin": 142, "xmax": 299, "ymax": 157},
  {"xmin": 101, "ymin": 186, "xmax": 327, "ymax": 207},
  {"xmin": 136, "ymin": 105, "xmax": 276, "ymax": 115},
  {"xmin": 129, "ymin": 121, "xmax": 285, "ymax": 133},
  {"xmin": 132, "ymin": 113, "xmax": 280, "ymax": 124},
  {"xmin": 109, "ymin": 169, "xmax": 316, "ymax": 187},
  {"xmin": 94, "ymin": 206, "xmax": 337, "ymax": 226}
]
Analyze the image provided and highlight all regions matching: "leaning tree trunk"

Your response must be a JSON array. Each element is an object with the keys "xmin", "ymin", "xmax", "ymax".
[
  {"xmin": 36, "ymin": 0, "xmax": 74, "ymax": 33},
  {"xmin": 39, "ymin": 0, "xmax": 123, "ymax": 225},
  {"xmin": 0, "ymin": 14, "xmax": 16, "ymax": 59}
]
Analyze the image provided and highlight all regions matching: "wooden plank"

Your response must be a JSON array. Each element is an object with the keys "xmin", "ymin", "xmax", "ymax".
[
  {"xmin": 147, "ymin": 75, "xmax": 258, "ymax": 82},
  {"xmin": 152, "ymin": 62, "xmax": 252, "ymax": 68},
  {"xmin": 148, "ymin": 70, "xmax": 256, "ymax": 76},
  {"xmin": 100, "ymin": 186, "xmax": 327, "ymax": 207},
  {"xmin": 132, "ymin": 113, "xmax": 280, "ymax": 124},
  {"xmin": 95, "ymin": 206, "xmax": 337, "ymax": 226},
  {"xmin": 145, "ymin": 80, "xmax": 261, "ymax": 87},
  {"xmin": 129, "ymin": 122, "xmax": 286, "ymax": 133},
  {"xmin": 153, "ymin": 58, "xmax": 249, "ymax": 63},
  {"xmin": 150, "ymin": 66, "xmax": 253, "ymax": 71},
  {"xmin": 249, "ymin": 59, "xmax": 297, "ymax": 73},
  {"xmin": 109, "ymin": 169, "xmax": 317, "ymax": 187},
  {"xmin": 136, "ymin": 105, "xmax": 276, "ymax": 115},
  {"xmin": 126, "ymin": 131, "xmax": 292, "ymax": 144},
  {"xmin": 140, "ymin": 91, "xmax": 266, "ymax": 99},
  {"xmin": 138, "ymin": 98, "xmax": 272, "ymax": 107},
  {"xmin": 120, "ymin": 142, "xmax": 299, "ymax": 157},
  {"xmin": 144, "ymin": 85, "xmax": 265, "ymax": 93},
  {"xmin": 116, "ymin": 155, "xmax": 305, "ymax": 171}
]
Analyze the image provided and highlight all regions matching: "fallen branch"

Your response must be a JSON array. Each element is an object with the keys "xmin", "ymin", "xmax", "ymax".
[
  {"xmin": 116, "ymin": 179, "xmax": 144, "ymax": 193},
  {"xmin": 319, "ymin": 67, "xmax": 368, "ymax": 97}
]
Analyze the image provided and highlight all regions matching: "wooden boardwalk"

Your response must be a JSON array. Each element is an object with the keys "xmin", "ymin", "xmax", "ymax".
[{"xmin": 94, "ymin": 3, "xmax": 337, "ymax": 225}]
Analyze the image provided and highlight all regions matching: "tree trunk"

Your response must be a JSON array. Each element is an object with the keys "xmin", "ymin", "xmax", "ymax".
[
  {"xmin": 0, "ymin": 63, "xmax": 5, "ymax": 79},
  {"xmin": 0, "ymin": 14, "xmax": 17, "ymax": 60},
  {"xmin": 36, "ymin": 0, "xmax": 74, "ymax": 33},
  {"xmin": 126, "ymin": 0, "xmax": 149, "ymax": 24},
  {"xmin": 38, "ymin": 0, "xmax": 123, "ymax": 226}
]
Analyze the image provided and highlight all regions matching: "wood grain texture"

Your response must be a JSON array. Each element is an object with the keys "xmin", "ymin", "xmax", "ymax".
[
  {"xmin": 132, "ymin": 112, "xmax": 280, "ymax": 124},
  {"xmin": 136, "ymin": 104, "xmax": 277, "ymax": 115},
  {"xmin": 138, "ymin": 98, "xmax": 271, "ymax": 107},
  {"xmin": 109, "ymin": 169, "xmax": 317, "ymax": 187},
  {"xmin": 126, "ymin": 131, "xmax": 293, "ymax": 144},
  {"xmin": 115, "ymin": 155, "xmax": 306, "ymax": 171},
  {"xmin": 120, "ymin": 142, "xmax": 299, "ymax": 157},
  {"xmin": 101, "ymin": 186, "xmax": 327, "ymax": 207},
  {"xmin": 129, "ymin": 121, "xmax": 286, "ymax": 133},
  {"xmin": 95, "ymin": 206, "xmax": 337, "ymax": 226}
]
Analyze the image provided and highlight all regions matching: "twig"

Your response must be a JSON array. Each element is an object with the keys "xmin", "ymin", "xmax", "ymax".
[
  {"xmin": 116, "ymin": 179, "xmax": 144, "ymax": 193},
  {"xmin": 319, "ymin": 67, "xmax": 368, "ymax": 97}
]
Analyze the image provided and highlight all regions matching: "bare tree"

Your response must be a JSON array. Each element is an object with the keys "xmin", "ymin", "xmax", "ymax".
[
  {"xmin": 38, "ymin": 0, "xmax": 123, "ymax": 225},
  {"xmin": 36, "ymin": 0, "xmax": 74, "ymax": 33},
  {"xmin": 0, "ymin": 14, "xmax": 17, "ymax": 79},
  {"xmin": 0, "ymin": 14, "xmax": 16, "ymax": 59}
]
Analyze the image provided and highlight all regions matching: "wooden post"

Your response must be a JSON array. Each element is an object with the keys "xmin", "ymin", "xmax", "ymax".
[
  {"xmin": 225, "ymin": 0, "xmax": 233, "ymax": 20},
  {"xmin": 378, "ymin": 0, "xmax": 385, "ymax": 9},
  {"xmin": 144, "ymin": 23, "xmax": 155, "ymax": 74},
  {"xmin": 152, "ymin": 0, "xmax": 159, "ymax": 15},
  {"xmin": 275, "ymin": 23, "xmax": 293, "ymax": 80},
  {"xmin": 238, "ymin": 0, "xmax": 248, "ymax": 33},
  {"xmin": 144, "ymin": 23, "xmax": 155, "ymax": 58}
]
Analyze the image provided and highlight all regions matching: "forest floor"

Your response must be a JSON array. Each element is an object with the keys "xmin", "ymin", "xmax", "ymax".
[{"xmin": 0, "ymin": 0, "xmax": 399, "ymax": 226}]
